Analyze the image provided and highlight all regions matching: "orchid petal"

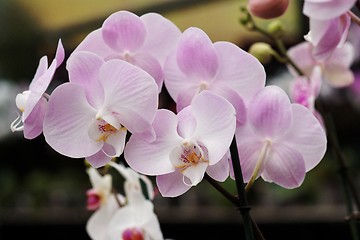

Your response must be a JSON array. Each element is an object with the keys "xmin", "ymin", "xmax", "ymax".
[
  {"xmin": 106, "ymin": 201, "xmax": 163, "ymax": 240},
  {"xmin": 191, "ymin": 91, "xmax": 236, "ymax": 165},
  {"xmin": 156, "ymin": 171, "xmax": 192, "ymax": 197},
  {"xmin": 43, "ymin": 83, "xmax": 101, "ymax": 158},
  {"xmin": 73, "ymin": 29, "xmax": 115, "ymax": 59},
  {"xmin": 206, "ymin": 152, "xmax": 230, "ymax": 182},
  {"xmin": 181, "ymin": 161, "xmax": 208, "ymax": 186},
  {"xmin": 125, "ymin": 109, "xmax": 182, "ymax": 175},
  {"xmin": 99, "ymin": 59, "xmax": 158, "ymax": 134},
  {"xmin": 308, "ymin": 15, "xmax": 350, "ymax": 61},
  {"xmin": 281, "ymin": 104, "xmax": 327, "ymax": 171},
  {"xmin": 54, "ymin": 39, "xmax": 65, "ymax": 68},
  {"xmin": 211, "ymin": 85, "xmax": 247, "ymax": 125},
  {"xmin": 23, "ymin": 59, "xmax": 57, "ymax": 120},
  {"xmin": 176, "ymin": 27, "xmax": 218, "ymax": 80},
  {"xmin": 86, "ymin": 195, "xmax": 120, "ymax": 240},
  {"xmin": 87, "ymin": 167, "xmax": 112, "ymax": 192},
  {"xmin": 248, "ymin": 86, "xmax": 292, "ymax": 138},
  {"xmin": 104, "ymin": 128, "xmax": 127, "ymax": 157},
  {"xmin": 262, "ymin": 143, "xmax": 306, "ymax": 189},
  {"xmin": 86, "ymin": 150, "xmax": 113, "ymax": 168},
  {"xmin": 303, "ymin": 0, "xmax": 356, "ymax": 20},
  {"xmin": 176, "ymin": 86, "xmax": 199, "ymax": 112},
  {"xmin": 132, "ymin": 52, "xmax": 164, "ymax": 92},
  {"xmin": 323, "ymin": 64, "xmax": 354, "ymax": 87},
  {"xmin": 23, "ymin": 97, "xmax": 47, "ymax": 139},
  {"xmin": 177, "ymin": 106, "xmax": 196, "ymax": 139},
  {"xmin": 287, "ymin": 41, "xmax": 316, "ymax": 76},
  {"xmin": 237, "ymin": 140, "xmax": 263, "ymax": 183},
  {"xmin": 141, "ymin": 12, "xmax": 181, "ymax": 64},
  {"xmin": 214, "ymin": 41, "xmax": 266, "ymax": 106},
  {"xmin": 163, "ymin": 49, "xmax": 195, "ymax": 103},
  {"xmin": 66, "ymin": 51, "xmax": 105, "ymax": 108},
  {"xmin": 32, "ymin": 56, "xmax": 48, "ymax": 83},
  {"xmin": 102, "ymin": 11, "xmax": 146, "ymax": 52},
  {"xmin": 328, "ymin": 42, "xmax": 354, "ymax": 67}
]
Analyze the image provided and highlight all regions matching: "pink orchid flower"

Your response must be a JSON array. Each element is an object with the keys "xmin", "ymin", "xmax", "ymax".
[
  {"xmin": 43, "ymin": 51, "xmax": 158, "ymax": 168},
  {"xmin": 302, "ymin": 0, "xmax": 355, "ymax": 60},
  {"xmin": 287, "ymin": 41, "xmax": 355, "ymax": 88},
  {"xmin": 235, "ymin": 85, "xmax": 327, "ymax": 189},
  {"xmin": 163, "ymin": 27, "xmax": 266, "ymax": 125},
  {"xmin": 72, "ymin": 10, "xmax": 181, "ymax": 92},
  {"xmin": 124, "ymin": 91, "xmax": 236, "ymax": 197},
  {"xmin": 10, "ymin": 39, "xmax": 64, "ymax": 139}
]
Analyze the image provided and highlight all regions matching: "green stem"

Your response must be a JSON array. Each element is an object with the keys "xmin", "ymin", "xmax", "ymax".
[
  {"xmin": 316, "ymin": 99, "xmax": 360, "ymax": 240},
  {"xmin": 204, "ymin": 174, "xmax": 265, "ymax": 240},
  {"xmin": 326, "ymin": 115, "xmax": 360, "ymax": 240},
  {"xmin": 229, "ymin": 135, "xmax": 255, "ymax": 240},
  {"xmin": 240, "ymin": 7, "xmax": 305, "ymax": 77}
]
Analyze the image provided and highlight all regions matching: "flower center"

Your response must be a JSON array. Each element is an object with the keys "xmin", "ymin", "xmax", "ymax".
[
  {"xmin": 90, "ymin": 119, "xmax": 119, "ymax": 143},
  {"xmin": 122, "ymin": 227, "xmax": 144, "ymax": 240},
  {"xmin": 175, "ymin": 141, "xmax": 209, "ymax": 173}
]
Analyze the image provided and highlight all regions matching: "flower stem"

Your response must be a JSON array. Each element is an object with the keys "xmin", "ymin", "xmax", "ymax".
[
  {"xmin": 324, "ymin": 114, "xmax": 360, "ymax": 240},
  {"xmin": 316, "ymin": 99, "xmax": 360, "ymax": 240},
  {"xmin": 204, "ymin": 174, "xmax": 265, "ymax": 240},
  {"xmin": 229, "ymin": 135, "xmax": 256, "ymax": 240}
]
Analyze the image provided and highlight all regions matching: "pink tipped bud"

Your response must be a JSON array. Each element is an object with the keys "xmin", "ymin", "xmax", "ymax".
[
  {"xmin": 86, "ymin": 189, "xmax": 101, "ymax": 211},
  {"xmin": 248, "ymin": 0, "xmax": 289, "ymax": 19}
]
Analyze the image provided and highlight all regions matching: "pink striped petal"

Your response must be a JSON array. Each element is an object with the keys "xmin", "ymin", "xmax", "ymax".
[
  {"xmin": 248, "ymin": 86, "xmax": 292, "ymax": 138},
  {"xmin": 132, "ymin": 52, "xmax": 164, "ymax": 92},
  {"xmin": 66, "ymin": 51, "xmax": 105, "ymax": 108},
  {"xmin": 23, "ymin": 97, "xmax": 47, "ymax": 139},
  {"xmin": 99, "ymin": 59, "xmax": 158, "ymax": 135},
  {"xmin": 141, "ymin": 12, "xmax": 181, "ymax": 65},
  {"xmin": 303, "ymin": 0, "xmax": 356, "ymax": 20},
  {"xmin": 214, "ymin": 41, "xmax": 266, "ymax": 106},
  {"xmin": 176, "ymin": 27, "xmax": 218, "ymax": 80},
  {"xmin": 102, "ymin": 11, "xmax": 146, "ymax": 53},
  {"xmin": 206, "ymin": 153, "xmax": 230, "ymax": 182},
  {"xmin": 86, "ymin": 149, "xmax": 113, "ymax": 168},
  {"xmin": 43, "ymin": 83, "xmax": 101, "ymax": 158},
  {"xmin": 262, "ymin": 143, "xmax": 306, "ymax": 189},
  {"xmin": 282, "ymin": 104, "xmax": 327, "ymax": 171},
  {"xmin": 191, "ymin": 91, "xmax": 236, "ymax": 165}
]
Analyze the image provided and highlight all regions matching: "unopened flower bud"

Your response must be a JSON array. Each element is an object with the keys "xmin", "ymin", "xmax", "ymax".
[
  {"xmin": 267, "ymin": 20, "xmax": 286, "ymax": 38},
  {"xmin": 248, "ymin": 0, "xmax": 289, "ymax": 19},
  {"xmin": 248, "ymin": 42, "xmax": 274, "ymax": 64}
]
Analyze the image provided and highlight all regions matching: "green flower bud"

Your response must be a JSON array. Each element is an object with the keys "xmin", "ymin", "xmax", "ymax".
[
  {"xmin": 248, "ymin": 42, "xmax": 274, "ymax": 65},
  {"xmin": 268, "ymin": 20, "xmax": 286, "ymax": 38}
]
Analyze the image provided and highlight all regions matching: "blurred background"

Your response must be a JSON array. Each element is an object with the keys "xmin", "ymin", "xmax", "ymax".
[{"xmin": 0, "ymin": 0, "xmax": 359, "ymax": 239}]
